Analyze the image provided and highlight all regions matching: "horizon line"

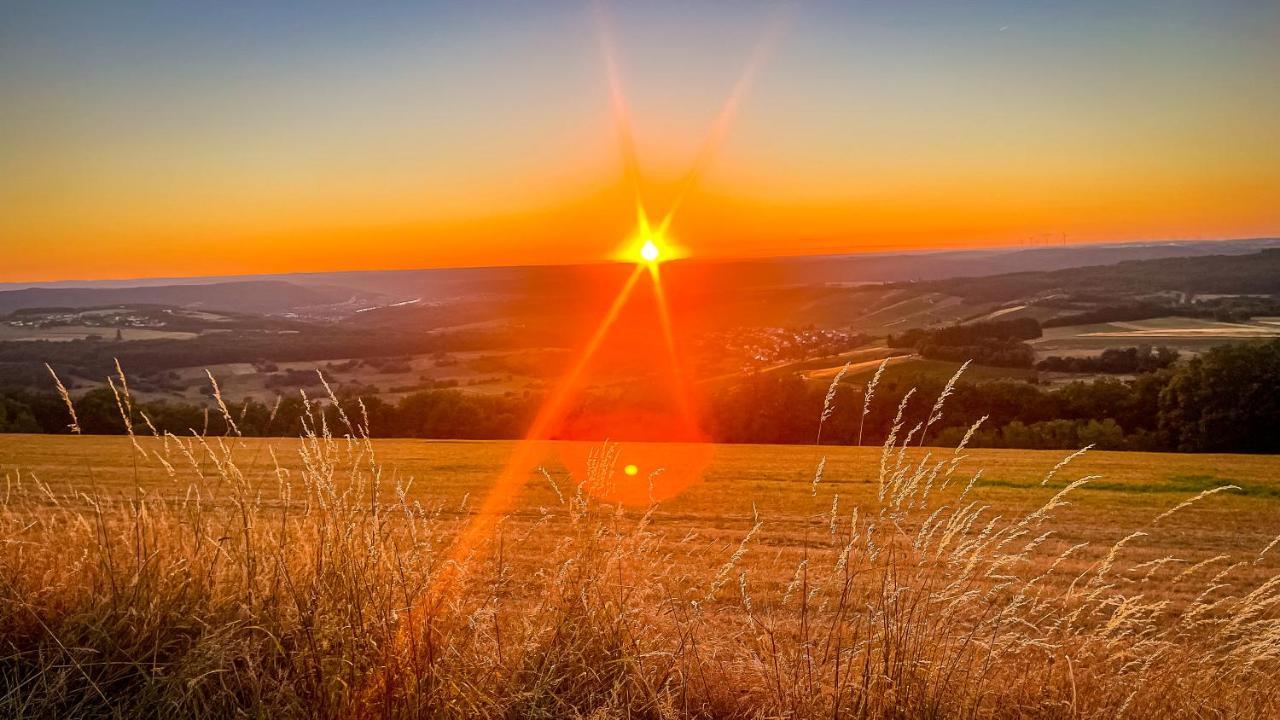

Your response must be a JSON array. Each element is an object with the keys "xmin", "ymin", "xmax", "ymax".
[{"xmin": 2, "ymin": 234, "xmax": 1277, "ymax": 289}]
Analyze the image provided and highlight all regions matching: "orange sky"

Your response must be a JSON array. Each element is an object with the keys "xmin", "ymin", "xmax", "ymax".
[{"xmin": 2, "ymin": 1, "xmax": 1278, "ymax": 283}]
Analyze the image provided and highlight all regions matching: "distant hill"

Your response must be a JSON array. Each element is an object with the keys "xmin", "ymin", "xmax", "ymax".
[
  {"xmin": 761, "ymin": 238, "xmax": 1280, "ymax": 285},
  {"xmin": 1, "ymin": 238, "xmax": 1277, "ymax": 323},
  {"xmin": 0, "ymin": 281, "xmax": 385, "ymax": 317},
  {"xmin": 911, "ymin": 248, "xmax": 1280, "ymax": 303},
  {"xmin": 4, "ymin": 238, "xmax": 1276, "ymax": 305},
  {"xmin": 269, "ymin": 237, "xmax": 1280, "ymax": 297}
]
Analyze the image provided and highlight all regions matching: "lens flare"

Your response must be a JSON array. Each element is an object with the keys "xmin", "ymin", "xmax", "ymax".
[{"xmin": 359, "ymin": 4, "xmax": 788, "ymax": 708}]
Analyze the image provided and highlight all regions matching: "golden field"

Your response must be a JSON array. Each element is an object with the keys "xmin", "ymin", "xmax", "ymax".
[
  {"xmin": 3, "ymin": 423, "xmax": 1280, "ymax": 718},
  {"xmin": 5, "ymin": 434, "xmax": 1279, "ymax": 569}
]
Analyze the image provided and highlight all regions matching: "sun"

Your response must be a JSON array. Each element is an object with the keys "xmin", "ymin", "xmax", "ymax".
[
  {"xmin": 624, "ymin": 232, "xmax": 673, "ymax": 265},
  {"xmin": 640, "ymin": 239, "xmax": 660, "ymax": 263},
  {"xmin": 615, "ymin": 203, "xmax": 684, "ymax": 265}
]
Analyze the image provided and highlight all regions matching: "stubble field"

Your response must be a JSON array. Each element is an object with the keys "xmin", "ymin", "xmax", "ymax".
[
  {"xmin": 3, "ymin": 428, "xmax": 1279, "ymax": 718},
  {"xmin": 5, "ymin": 434, "xmax": 1279, "ymax": 567}
]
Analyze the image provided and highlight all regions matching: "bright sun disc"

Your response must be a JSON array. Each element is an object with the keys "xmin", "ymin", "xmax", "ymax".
[{"xmin": 640, "ymin": 239, "xmax": 660, "ymax": 263}]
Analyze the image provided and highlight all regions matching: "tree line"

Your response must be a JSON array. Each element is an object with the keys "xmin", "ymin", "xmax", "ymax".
[
  {"xmin": 889, "ymin": 318, "xmax": 1041, "ymax": 368},
  {"xmin": 2, "ymin": 340, "xmax": 1278, "ymax": 453},
  {"xmin": 1037, "ymin": 346, "xmax": 1179, "ymax": 374}
]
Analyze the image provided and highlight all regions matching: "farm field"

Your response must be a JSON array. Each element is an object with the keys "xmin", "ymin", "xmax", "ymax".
[
  {"xmin": 5, "ymin": 434, "xmax": 1278, "ymax": 591},
  {"xmin": 180, "ymin": 350, "xmax": 551, "ymax": 401},
  {"xmin": 799, "ymin": 354, "xmax": 1044, "ymax": 390},
  {"xmin": 1032, "ymin": 316, "xmax": 1280, "ymax": 355},
  {"xmin": 57, "ymin": 349, "xmax": 567, "ymax": 404},
  {"xmin": 0, "ymin": 324, "xmax": 198, "ymax": 342},
  {"xmin": 4, "ymin": 414, "xmax": 1280, "ymax": 716}
]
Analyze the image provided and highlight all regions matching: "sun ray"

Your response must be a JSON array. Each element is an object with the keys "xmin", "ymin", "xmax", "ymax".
[
  {"xmin": 593, "ymin": 0, "xmax": 645, "ymax": 209},
  {"xmin": 648, "ymin": 262, "xmax": 698, "ymax": 428},
  {"xmin": 366, "ymin": 263, "xmax": 649, "ymax": 683},
  {"xmin": 655, "ymin": 5, "xmax": 790, "ymax": 236},
  {"xmin": 435, "ymin": 263, "xmax": 645, "ymax": 585}
]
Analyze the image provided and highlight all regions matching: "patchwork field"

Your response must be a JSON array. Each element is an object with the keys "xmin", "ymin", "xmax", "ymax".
[
  {"xmin": 1032, "ymin": 316, "xmax": 1280, "ymax": 356},
  {"xmin": 183, "ymin": 350, "xmax": 552, "ymax": 401}
]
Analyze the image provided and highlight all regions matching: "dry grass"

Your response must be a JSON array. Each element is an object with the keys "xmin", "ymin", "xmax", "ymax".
[{"xmin": 1, "ymin": 369, "xmax": 1279, "ymax": 718}]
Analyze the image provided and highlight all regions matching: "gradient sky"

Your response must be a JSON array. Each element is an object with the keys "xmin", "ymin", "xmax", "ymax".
[{"xmin": 2, "ymin": 1, "xmax": 1278, "ymax": 282}]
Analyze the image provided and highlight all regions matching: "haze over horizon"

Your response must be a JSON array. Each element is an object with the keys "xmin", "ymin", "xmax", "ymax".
[{"xmin": 3, "ymin": 0, "xmax": 1278, "ymax": 283}]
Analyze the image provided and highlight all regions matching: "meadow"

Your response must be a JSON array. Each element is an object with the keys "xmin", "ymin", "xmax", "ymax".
[{"xmin": 2, "ymin": 379, "xmax": 1279, "ymax": 718}]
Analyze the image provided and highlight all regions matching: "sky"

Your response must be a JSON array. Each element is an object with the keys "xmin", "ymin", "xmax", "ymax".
[{"xmin": 1, "ymin": 0, "xmax": 1278, "ymax": 282}]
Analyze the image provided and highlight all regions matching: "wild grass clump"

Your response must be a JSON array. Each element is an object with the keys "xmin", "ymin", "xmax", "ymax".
[{"xmin": 1, "ymin": 366, "xmax": 1277, "ymax": 718}]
